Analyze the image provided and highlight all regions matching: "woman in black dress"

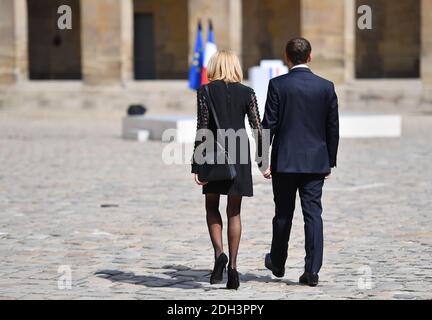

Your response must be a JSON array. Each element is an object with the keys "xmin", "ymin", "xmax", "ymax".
[{"xmin": 191, "ymin": 50, "xmax": 263, "ymax": 289}]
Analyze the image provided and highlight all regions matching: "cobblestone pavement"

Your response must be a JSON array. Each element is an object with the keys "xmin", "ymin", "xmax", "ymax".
[{"xmin": 0, "ymin": 112, "xmax": 431, "ymax": 300}]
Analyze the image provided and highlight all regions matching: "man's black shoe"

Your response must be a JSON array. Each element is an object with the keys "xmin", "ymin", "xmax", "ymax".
[
  {"xmin": 264, "ymin": 253, "xmax": 285, "ymax": 278},
  {"xmin": 299, "ymin": 272, "xmax": 319, "ymax": 286}
]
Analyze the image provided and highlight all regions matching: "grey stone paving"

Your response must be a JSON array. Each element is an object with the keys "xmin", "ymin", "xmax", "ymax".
[{"xmin": 0, "ymin": 112, "xmax": 431, "ymax": 300}]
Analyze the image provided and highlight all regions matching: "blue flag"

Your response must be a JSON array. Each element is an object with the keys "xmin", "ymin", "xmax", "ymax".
[{"xmin": 188, "ymin": 21, "xmax": 204, "ymax": 91}]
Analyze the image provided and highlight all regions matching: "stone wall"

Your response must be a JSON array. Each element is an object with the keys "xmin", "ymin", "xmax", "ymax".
[
  {"xmin": 301, "ymin": 0, "xmax": 345, "ymax": 84},
  {"xmin": 0, "ymin": 81, "xmax": 196, "ymax": 116}
]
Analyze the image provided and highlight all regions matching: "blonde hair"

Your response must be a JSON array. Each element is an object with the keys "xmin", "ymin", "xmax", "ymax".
[{"xmin": 206, "ymin": 50, "xmax": 243, "ymax": 83}]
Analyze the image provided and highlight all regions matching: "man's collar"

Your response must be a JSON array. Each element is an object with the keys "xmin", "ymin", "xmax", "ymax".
[{"xmin": 290, "ymin": 64, "xmax": 310, "ymax": 70}]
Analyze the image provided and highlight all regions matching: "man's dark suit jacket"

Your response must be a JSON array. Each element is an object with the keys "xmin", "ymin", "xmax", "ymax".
[{"xmin": 262, "ymin": 67, "xmax": 339, "ymax": 174}]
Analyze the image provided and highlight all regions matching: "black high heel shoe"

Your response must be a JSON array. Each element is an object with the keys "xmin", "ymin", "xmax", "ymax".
[
  {"xmin": 226, "ymin": 266, "xmax": 240, "ymax": 290},
  {"xmin": 210, "ymin": 253, "xmax": 228, "ymax": 284}
]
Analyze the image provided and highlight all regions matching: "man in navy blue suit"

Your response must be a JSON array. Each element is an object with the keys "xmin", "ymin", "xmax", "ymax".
[{"xmin": 262, "ymin": 38, "xmax": 339, "ymax": 286}]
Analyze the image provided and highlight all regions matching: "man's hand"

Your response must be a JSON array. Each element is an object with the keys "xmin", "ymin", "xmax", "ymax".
[
  {"xmin": 325, "ymin": 170, "xmax": 332, "ymax": 180},
  {"xmin": 193, "ymin": 174, "xmax": 208, "ymax": 186},
  {"xmin": 263, "ymin": 167, "xmax": 272, "ymax": 179}
]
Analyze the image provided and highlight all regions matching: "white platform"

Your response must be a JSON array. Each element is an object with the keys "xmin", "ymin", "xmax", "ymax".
[
  {"xmin": 122, "ymin": 115, "xmax": 196, "ymax": 143},
  {"xmin": 340, "ymin": 113, "xmax": 401, "ymax": 138},
  {"xmin": 248, "ymin": 60, "xmax": 289, "ymax": 117},
  {"xmin": 122, "ymin": 113, "xmax": 402, "ymax": 142}
]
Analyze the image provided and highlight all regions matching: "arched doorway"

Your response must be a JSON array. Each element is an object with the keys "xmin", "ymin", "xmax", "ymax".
[
  {"xmin": 355, "ymin": 0, "xmax": 420, "ymax": 78},
  {"xmin": 27, "ymin": 0, "xmax": 82, "ymax": 80}
]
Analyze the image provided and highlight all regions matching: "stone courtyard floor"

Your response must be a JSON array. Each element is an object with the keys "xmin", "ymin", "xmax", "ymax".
[{"xmin": 0, "ymin": 111, "xmax": 431, "ymax": 299}]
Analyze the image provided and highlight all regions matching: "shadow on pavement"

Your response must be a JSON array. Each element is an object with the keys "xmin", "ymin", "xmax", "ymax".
[{"xmin": 95, "ymin": 264, "xmax": 299, "ymax": 289}]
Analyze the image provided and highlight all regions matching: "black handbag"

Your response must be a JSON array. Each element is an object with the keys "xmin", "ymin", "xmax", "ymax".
[{"xmin": 197, "ymin": 85, "xmax": 237, "ymax": 182}]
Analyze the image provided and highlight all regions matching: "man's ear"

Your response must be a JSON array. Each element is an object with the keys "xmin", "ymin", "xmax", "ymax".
[{"xmin": 307, "ymin": 55, "xmax": 312, "ymax": 64}]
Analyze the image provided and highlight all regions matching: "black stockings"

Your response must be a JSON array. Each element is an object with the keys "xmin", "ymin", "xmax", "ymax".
[{"xmin": 205, "ymin": 194, "xmax": 242, "ymax": 269}]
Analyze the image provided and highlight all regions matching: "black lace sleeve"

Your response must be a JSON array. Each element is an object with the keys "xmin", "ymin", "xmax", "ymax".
[
  {"xmin": 191, "ymin": 87, "xmax": 209, "ymax": 173},
  {"xmin": 246, "ymin": 90, "xmax": 265, "ymax": 169}
]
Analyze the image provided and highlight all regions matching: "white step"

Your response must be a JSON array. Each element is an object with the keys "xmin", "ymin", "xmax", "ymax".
[{"xmin": 122, "ymin": 113, "xmax": 402, "ymax": 142}]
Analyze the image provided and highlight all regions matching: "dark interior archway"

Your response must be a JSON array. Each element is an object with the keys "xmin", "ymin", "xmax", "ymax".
[
  {"xmin": 355, "ymin": 0, "xmax": 420, "ymax": 78},
  {"xmin": 27, "ymin": 0, "xmax": 82, "ymax": 80},
  {"xmin": 133, "ymin": 0, "xmax": 189, "ymax": 80},
  {"xmin": 242, "ymin": 0, "xmax": 301, "ymax": 75}
]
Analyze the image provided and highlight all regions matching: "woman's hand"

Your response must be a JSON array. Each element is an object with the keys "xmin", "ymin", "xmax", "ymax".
[
  {"xmin": 263, "ymin": 167, "xmax": 272, "ymax": 179},
  {"xmin": 193, "ymin": 174, "xmax": 208, "ymax": 186}
]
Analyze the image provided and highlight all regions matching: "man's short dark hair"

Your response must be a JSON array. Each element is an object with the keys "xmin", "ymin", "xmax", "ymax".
[{"xmin": 285, "ymin": 38, "xmax": 312, "ymax": 65}]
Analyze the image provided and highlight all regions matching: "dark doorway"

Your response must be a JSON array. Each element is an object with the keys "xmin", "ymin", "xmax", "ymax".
[
  {"xmin": 356, "ymin": 0, "xmax": 420, "ymax": 78},
  {"xmin": 134, "ymin": 13, "xmax": 156, "ymax": 80},
  {"xmin": 133, "ymin": 0, "xmax": 188, "ymax": 79},
  {"xmin": 242, "ymin": 0, "xmax": 301, "ymax": 73},
  {"xmin": 27, "ymin": 0, "xmax": 82, "ymax": 80}
]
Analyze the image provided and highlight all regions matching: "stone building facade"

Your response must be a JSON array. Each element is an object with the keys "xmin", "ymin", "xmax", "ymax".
[{"xmin": 0, "ymin": 0, "xmax": 431, "ymax": 115}]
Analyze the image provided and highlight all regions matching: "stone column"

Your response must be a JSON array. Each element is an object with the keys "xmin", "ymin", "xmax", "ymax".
[
  {"xmin": 81, "ymin": 0, "xmax": 133, "ymax": 85},
  {"xmin": 0, "ymin": 0, "xmax": 27, "ymax": 84},
  {"xmin": 344, "ymin": 0, "xmax": 356, "ymax": 82},
  {"xmin": 421, "ymin": 0, "xmax": 432, "ymax": 88},
  {"xmin": 120, "ymin": 0, "xmax": 133, "ymax": 82},
  {"xmin": 228, "ymin": 0, "xmax": 242, "ymax": 61},
  {"xmin": 188, "ymin": 0, "xmax": 242, "ymax": 62},
  {"xmin": 0, "ymin": 0, "xmax": 16, "ymax": 84},
  {"xmin": 301, "ymin": 0, "xmax": 345, "ymax": 84}
]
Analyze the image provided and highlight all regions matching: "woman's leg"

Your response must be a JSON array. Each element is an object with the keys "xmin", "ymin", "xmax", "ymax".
[
  {"xmin": 226, "ymin": 195, "xmax": 242, "ymax": 269},
  {"xmin": 205, "ymin": 193, "xmax": 224, "ymax": 259}
]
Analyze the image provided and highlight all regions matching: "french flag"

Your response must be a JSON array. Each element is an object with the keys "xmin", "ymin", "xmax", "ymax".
[{"xmin": 201, "ymin": 20, "xmax": 217, "ymax": 85}]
